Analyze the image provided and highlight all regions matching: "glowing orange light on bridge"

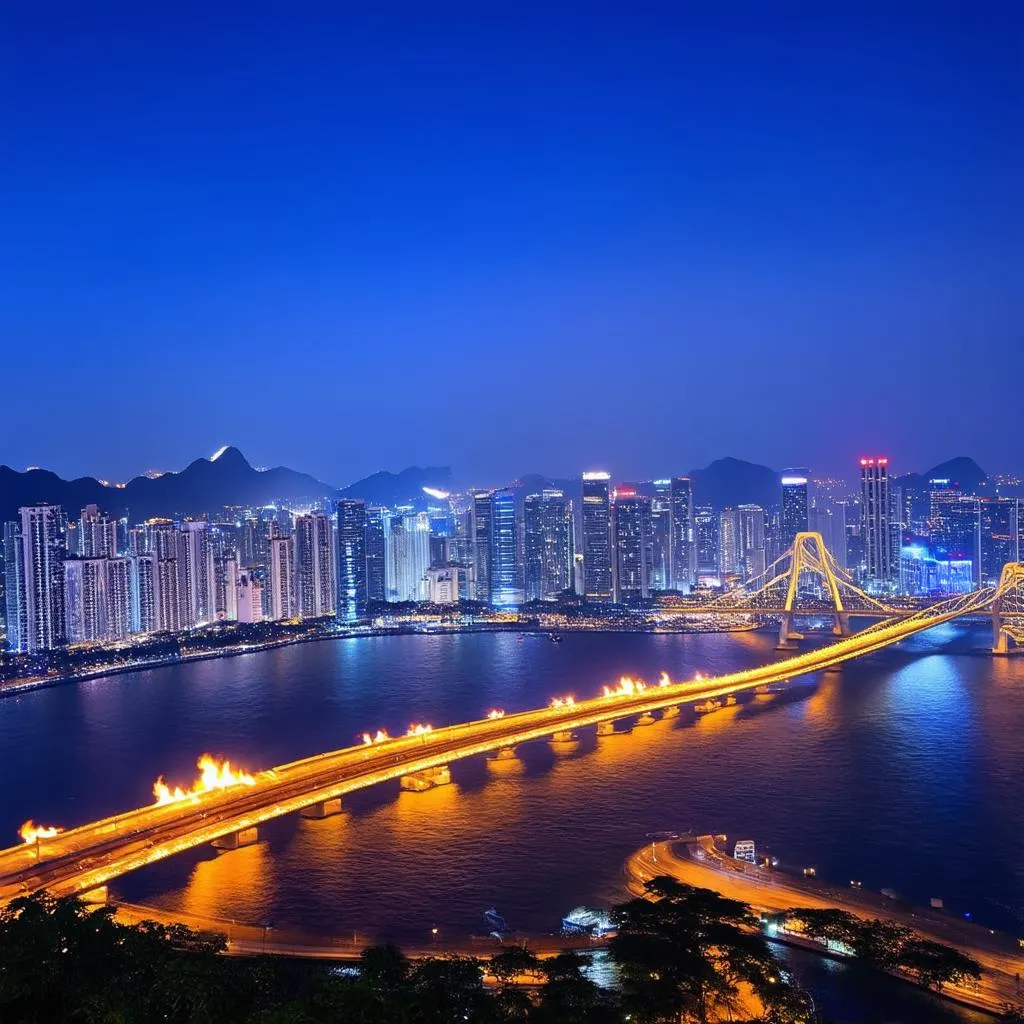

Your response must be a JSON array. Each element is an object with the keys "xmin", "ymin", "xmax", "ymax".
[
  {"xmin": 487, "ymin": 709, "xmax": 505, "ymax": 719},
  {"xmin": 550, "ymin": 695, "xmax": 575, "ymax": 709},
  {"xmin": 19, "ymin": 820, "xmax": 63, "ymax": 844},
  {"xmin": 658, "ymin": 672, "xmax": 671, "ymax": 687},
  {"xmin": 406, "ymin": 723, "xmax": 433, "ymax": 737},
  {"xmin": 602, "ymin": 675, "xmax": 647, "ymax": 698},
  {"xmin": 152, "ymin": 754, "xmax": 256, "ymax": 806},
  {"xmin": 361, "ymin": 729, "xmax": 390, "ymax": 745}
]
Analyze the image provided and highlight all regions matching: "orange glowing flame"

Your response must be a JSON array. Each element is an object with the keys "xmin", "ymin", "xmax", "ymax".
[
  {"xmin": 487, "ymin": 708, "xmax": 505, "ymax": 719},
  {"xmin": 362, "ymin": 729, "xmax": 390, "ymax": 745},
  {"xmin": 658, "ymin": 672, "xmax": 672, "ymax": 687},
  {"xmin": 19, "ymin": 820, "xmax": 62, "ymax": 844},
  {"xmin": 694, "ymin": 671, "xmax": 704, "ymax": 682},
  {"xmin": 406, "ymin": 723, "xmax": 433, "ymax": 737},
  {"xmin": 550, "ymin": 695, "xmax": 575, "ymax": 709},
  {"xmin": 152, "ymin": 754, "xmax": 256, "ymax": 806},
  {"xmin": 602, "ymin": 675, "xmax": 646, "ymax": 698}
]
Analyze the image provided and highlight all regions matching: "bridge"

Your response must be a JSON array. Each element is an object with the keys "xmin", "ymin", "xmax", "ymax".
[{"xmin": 2, "ymin": 539, "xmax": 1022, "ymax": 906}]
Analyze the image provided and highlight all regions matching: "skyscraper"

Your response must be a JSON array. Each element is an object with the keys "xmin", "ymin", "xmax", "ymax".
[
  {"xmin": 268, "ymin": 536, "xmax": 296, "ymax": 620},
  {"xmin": 3, "ymin": 519, "xmax": 27, "ymax": 652},
  {"xmin": 64, "ymin": 557, "xmax": 107, "ymax": 643},
  {"xmin": 16, "ymin": 505, "xmax": 67, "ymax": 653},
  {"xmin": 78, "ymin": 504, "xmax": 117, "ymax": 558},
  {"xmin": 385, "ymin": 511, "xmax": 431, "ymax": 602},
  {"xmin": 130, "ymin": 553, "xmax": 159, "ymax": 634},
  {"xmin": 613, "ymin": 488, "xmax": 650, "ymax": 605},
  {"xmin": 336, "ymin": 499, "xmax": 367, "ymax": 622},
  {"xmin": 364, "ymin": 506, "xmax": 386, "ymax": 604},
  {"xmin": 523, "ymin": 489, "xmax": 571, "ymax": 601},
  {"xmin": 178, "ymin": 522, "xmax": 215, "ymax": 627},
  {"xmin": 979, "ymin": 497, "xmax": 1022, "ymax": 586},
  {"xmin": 930, "ymin": 497, "xmax": 980, "ymax": 588},
  {"xmin": 669, "ymin": 476, "xmax": 695, "ymax": 591},
  {"xmin": 293, "ymin": 511, "xmax": 334, "ymax": 618},
  {"xmin": 780, "ymin": 471, "xmax": 809, "ymax": 551},
  {"xmin": 649, "ymin": 481, "xmax": 671, "ymax": 592},
  {"xmin": 860, "ymin": 457, "xmax": 897, "ymax": 590},
  {"xmin": 736, "ymin": 504, "xmax": 766, "ymax": 581},
  {"xmin": 581, "ymin": 472, "xmax": 612, "ymax": 603},
  {"xmin": 694, "ymin": 505, "xmax": 719, "ymax": 580},
  {"xmin": 471, "ymin": 492, "xmax": 493, "ymax": 603},
  {"xmin": 719, "ymin": 508, "xmax": 740, "ymax": 577},
  {"xmin": 489, "ymin": 489, "xmax": 522, "ymax": 607}
]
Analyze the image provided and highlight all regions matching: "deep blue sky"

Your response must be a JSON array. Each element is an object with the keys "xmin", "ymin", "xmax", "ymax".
[{"xmin": 2, "ymin": 3, "xmax": 1021, "ymax": 487}]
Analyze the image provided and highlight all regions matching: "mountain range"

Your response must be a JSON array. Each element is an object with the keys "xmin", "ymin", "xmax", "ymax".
[{"xmin": 0, "ymin": 448, "xmax": 995, "ymax": 524}]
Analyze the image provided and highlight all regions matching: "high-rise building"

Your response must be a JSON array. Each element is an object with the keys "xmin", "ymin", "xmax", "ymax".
[
  {"xmin": 336, "ymin": 499, "xmax": 367, "ymax": 622},
  {"xmin": 64, "ymin": 557, "xmax": 107, "ymax": 643},
  {"xmin": 214, "ymin": 554, "xmax": 239, "ymax": 621},
  {"xmin": 930, "ymin": 497, "xmax": 980, "ymax": 589},
  {"xmin": 581, "ymin": 472, "xmax": 612, "ymax": 603},
  {"xmin": 78, "ymin": 505, "xmax": 117, "ymax": 558},
  {"xmin": 236, "ymin": 571, "xmax": 263, "ymax": 623},
  {"xmin": 718, "ymin": 508, "xmax": 740, "ymax": 577},
  {"xmin": 130, "ymin": 553, "xmax": 159, "ymax": 634},
  {"xmin": 15, "ymin": 505, "xmax": 67, "ymax": 653},
  {"xmin": 669, "ymin": 476, "xmax": 695, "ymax": 591},
  {"xmin": 780, "ymin": 471, "xmax": 809, "ymax": 552},
  {"xmin": 523, "ymin": 490, "xmax": 571, "ymax": 601},
  {"xmin": 267, "ymin": 536, "xmax": 296, "ymax": 620},
  {"xmin": 694, "ymin": 505, "xmax": 719, "ymax": 580},
  {"xmin": 178, "ymin": 522, "xmax": 215, "ymax": 627},
  {"xmin": 649, "ymin": 481, "xmax": 671, "ymax": 592},
  {"xmin": 736, "ymin": 504, "xmax": 766, "ymax": 581},
  {"xmin": 293, "ymin": 512, "xmax": 334, "ymax": 618},
  {"xmin": 3, "ymin": 520, "xmax": 27, "ymax": 652},
  {"xmin": 471, "ymin": 492, "xmax": 493, "ymax": 603},
  {"xmin": 425, "ymin": 565, "xmax": 471, "ymax": 604},
  {"xmin": 385, "ymin": 512, "xmax": 431, "ymax": 602},
  {"xmin": 860, "ymin": 457, "xmax": 898, "ymax": 590},
  {"xmin": 613, "ymin": 488, "xmax": 650, "ymax": 605},
  {"xmin": 364, "ymin": 506, "xmax": 386, "ymax": 604},
  {"xmin": 489, "ymin": 489, "xmax": 522, "ymax": 607},
  {"xmin": 979, "ymin": 498, "xmax": 1022, "ymax": 586}
]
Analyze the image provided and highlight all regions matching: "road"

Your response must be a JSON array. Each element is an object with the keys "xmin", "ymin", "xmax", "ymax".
[
  {"xmin": 0, "ymin": 590, "xmax": 1000, "ymax": 904},
  {"xmin": 625, "ymin": 837, "xmax": 1024, "ymax": 1016}
]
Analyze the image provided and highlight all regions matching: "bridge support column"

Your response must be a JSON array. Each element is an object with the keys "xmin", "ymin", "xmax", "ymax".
[
  {"xmin": 401, "ymin": 765, "xmax": 451, "ymax": 792},
  {"xmin": 596, "ymin": 720, "xmax": 620, "ymax": 736},
  {"xmin": 776, "ymin": 614, "xmax": 800, "ymax": 649},
  {"xmin": 662, "ymin": 705, "xmax": 680, "ymax": 718},
  {"xmin": 300, "ymin": 797, "xmax": 343, "ymax": 819},
  {"xmin": 488, "ymin": 746, "xmax": 517, "ymax": 761},
  {"xmin": 212, "ymin": 826, "xmax": 259, "ymax": 851},
  {"xmin": 551, "ymin": 730, "xmax": 576, "ymax": 743},
  {"xmin": 635, "ymin": 712, "xmax": 656, "ymax": 727},
  {"xmin": 992, "ymin": 611, "xmax": 1010, "ymax": 654},
  {"xmin": 833, "ymin": 612, "xmax": 851, "ymax": 637}
]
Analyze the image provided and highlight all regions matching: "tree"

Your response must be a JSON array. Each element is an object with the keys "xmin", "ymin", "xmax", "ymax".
[
  {"xmin": 533, "ymin": 951, "xmax": 618, "ymax": 1024},
  {"xmin": 897, "ymin": 938, "xmax": 982, "ymax": 992},
  {"xmin": 609, "ymin": 875, "xmax": 790, "ymax": 1023},
  {"xmin": 849, "ymin": 918, "xmax": 913, "ymax": 971},
  {"xmin": 489, "ymin": 946, "xmax": 542, "ymax": 986},
  {"xmin": 784, "ymin": 907, "xmax": 861, "ymax": 948}
]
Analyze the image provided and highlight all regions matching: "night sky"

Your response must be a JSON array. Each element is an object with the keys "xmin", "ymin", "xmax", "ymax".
[{"xmin": 3, "ymin": 4, "xmax": 1021, "ymax": 487}]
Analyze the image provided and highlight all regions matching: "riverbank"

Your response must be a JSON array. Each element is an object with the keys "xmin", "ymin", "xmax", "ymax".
[{"xmin": 624, "ymin": 835, "xmax": 1024, "ymax": 1017}]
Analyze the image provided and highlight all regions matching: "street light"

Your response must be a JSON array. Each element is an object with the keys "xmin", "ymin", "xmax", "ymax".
[{"xmin": 431, "ymin": 927, "xmax": 438, "ymax": 946}]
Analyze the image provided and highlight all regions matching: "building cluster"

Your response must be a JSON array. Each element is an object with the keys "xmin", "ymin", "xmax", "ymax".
[{"xmin": 3, "ymin": 457, "xmax": 1022, "ymax": 655}]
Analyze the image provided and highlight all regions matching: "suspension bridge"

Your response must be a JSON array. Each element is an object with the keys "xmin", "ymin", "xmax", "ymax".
[{"xmin": 1, "ymin": 534, "xmax": 1021, "ymax": 905}]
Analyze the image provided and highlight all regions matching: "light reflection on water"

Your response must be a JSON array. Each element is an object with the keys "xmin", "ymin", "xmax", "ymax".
[{"xmin": 1, "ymin": 626, "xmax": 1022, "ymax": 1022}]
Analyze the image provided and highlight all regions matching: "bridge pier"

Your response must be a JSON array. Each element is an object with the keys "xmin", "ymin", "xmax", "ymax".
[
  {"xmin": 551, "ymin": 730, "xmax": 576, "ymax": 743},
  {"xmin": 992, "ymin": 614, "xmax": 1012, "ymax": 654},
  {"xmin": 776, "ymin": 615, "xmax": 801, "ymax": 649},
  {"xmin": 212, "ymin": 826, "xmax": 259, "ymax": 851},
  {"xmin": 635, "ymin": 712, "xmax": 657, "ymax": 727},
  {"xmin": 400, "ymin": 765, "xmax": 451, "ymax": 792},
  {"xmin": 662, "ymin": 705, "xmax": 680, "ymax": 718},
  {"xmin": 488, "ymin": 746, "xmax": 518, "ymax": 761},
  {"xmin": 300, "ymin": 797, "xmax": 343, "ymax": 819},
  {"xmin": 596, "ymin": 720, "xmax": 624, "ymax": 736},
  {"xmin": 833, "ymin": 612, "xmax": 851, "ymax": 636}
]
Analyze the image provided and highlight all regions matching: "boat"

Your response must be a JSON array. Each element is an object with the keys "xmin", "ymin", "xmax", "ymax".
[
  {"xmin": 484, "ymin": 907, "xmax": 508, "ymax": 935},
  {"xmin": 548, "ymin": 633, "xmax": 563, "ymax": 643},
  {"xmin": 561, "ymin": 906, "xmax": 615, "ymax": 937}
]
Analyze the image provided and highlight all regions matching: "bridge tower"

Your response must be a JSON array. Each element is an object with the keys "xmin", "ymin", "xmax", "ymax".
[
  {"xmin": 775, "ymin": 532, "xmax": 854, "ymax": 648},
  {"xmin": 991, "ymin": 562, "xmax": 1024, "ymax": 654}
]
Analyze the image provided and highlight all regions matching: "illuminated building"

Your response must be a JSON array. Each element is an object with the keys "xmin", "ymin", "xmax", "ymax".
[
  {"xmin": 780, "ymin": 471, "xmax": 809, "ymax": 551},
  {"xmin": 12, "ymin": 505, "xmax": 67, "ymax": 653},
  {"xmin": 336, "ymin": 499, "xmax": 367, "ymax": 622},
  {"xmin": 900, "ymin": 545, "xmax": 974, "ymax": 596},
  {"xmin": 106, "ymin": 557, "xmax": 132, "ymax": 639},
  {"xmin": 694, "ymin": 505, "xmax": 719, "ymax": 581},
  {"xmin": 810, "ymin": 498, "xmax": 848, "ymax": 569},
  {"xmin": 64, "ymin": 558, "xmax": 107, "ymax": 643},
  {"xmin": 613, "ymin": 487, "xmax": 650, "ymax": 605},
  {"xmin": 3, "ymin": 520, "xmax": 26, "ymax": 652},
  {"xmin": 385, "ymin": 511, "xmax": 431, "ymax": 602},
  {"xmin": 736, "ymin": 504, "xmax": 766, "ymax": 581},
  {"xmin": 471, "ymin": 491, "xmax": 493, "ymax": 603},
  {"xmin": 649, "ymin": 481, "xmax": 671, "ymax": 591},
  {"xmin": 130, "ymin": 553, "xmax": 159, "ymax": 634},
  {"xmin": 364, "ymin": 506, "xmax": 386, "ymax": 603},
  {"xmin": 214, "ymin": 554, "xmax": 238, "ymax": 621},
  {"xmin": 581, "ymin": 472, "xmax": 612, "ymax": 603},
  {"xmin": 669, "ymin": 476, "xmax": 695, "ymax": 592},
  {"xmin": 155, "ymin": 553, "xmax": 181, "ymax": 632},
  {"xmin": 78, "ymin": 504, "xmax": 117, "ymax": 558},
  {"xmin": 426, "ymin": 565, "xmax": 470, "ymax": 604},
  {"xmin": 929, "ymin": 496, "xmax": 980, "ymax": 588},
  {"xmin": 236, "ymin": 571, "xmax": 263, "ymax": 623},
  {"xmin": 979, "ymin": 497, "xmax": 1022, "ymax": 586},
  {"xmin": 524, "ymin": 489, "xmax": 571, "ymax": 601},
  {"xmin": 859, "ymin": 457, "xmax": 898, "ymax": 590},
  {"xmin": 267, "ymin": 536, "xmax": 296, "ymax": 620},
  {"xmin": 177, "ymin": 522, "xmax": 215, "ymax": 627},
  {"xmin": 489, "ymin": 489, "xmax": 522, "ymax": 607},
  {"xmin": 718, "ymin": 508, "xmax": 740, "ymax": 577},
  {"xmin": 293, "ymin": 511, "xmax": 334, "ymax": 617}
]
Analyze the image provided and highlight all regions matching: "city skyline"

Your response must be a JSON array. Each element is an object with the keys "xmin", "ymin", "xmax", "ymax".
[{"xmin": 3, "ymin": 6, "xmax": 1021, "ymax": 484}]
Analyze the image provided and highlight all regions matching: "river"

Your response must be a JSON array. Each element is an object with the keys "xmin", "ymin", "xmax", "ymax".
[{"xmin": 2, "ymin": 624, "xmax": 1021, "ymax": 1022}]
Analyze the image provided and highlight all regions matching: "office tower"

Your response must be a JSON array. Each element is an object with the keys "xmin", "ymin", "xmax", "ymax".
[
  {"xmin": 694, "ymin": 505, "xmax": 719, "ymax": 579},
  {"xmin": 523, "ymin": 489, "xmax": 571, "ymax": 601},
  {"xmin": 3, "ymin": 520, "xmax": 27, "ymax": 652},
  {"xmin": 130, "ymin": 553, "xmax": 159, "ymax": 634},
  {"xmin": 718, "ymin": 508, "xmax": 740, "ymax": 577},
  {"xmin": 267, "ymin": 536, "xmax": 296, "ymax": 620},
  {"xmin": 810, "ymin": 493, "xmax": 849, "ymax": 570},
  {"xmin": 669, "ymin": 476, "xmax": 695, "ymax": 591},
  {"xmin": 780, "ymin": 471, "xmax": 809, "ymax": 551},
  {"xmin": 236, "ymin": 571, "xmax": 263, "ymax": 623},
  {"xmin": 649, "ymin": 481, "xmax": 671, "ymax": 592},
  {"xmin": 489, "ymin": 489, "xmax": 522, "ymax": 607},
  {"xmin": 613, "ymin": 488, "xmax": 650, "ymax": 605},
  {"xmin": 471, "ymin": 492, "xmax": 493, "ymax": 603},
  {"xmin": 930, "ymin": 497, "xmax": 981, "ymax": 588},
  {"xmin": 979, "ymin": 498, "xmax": 1022, "ymax": 586},
  {"xmin": 364, "ymin": 506, "xmax": 386, "ymax": 604},
  {"xmin": 16, "ymin": 505, "xmax": 67, "ymax": 653},
  {"xmin": 737, "ymin": 504, "xmax": 766, "ymax": 581},
  {"xmin": 78, "ymin": 505, "xmax": 117, "ymax": 558},
  {"xmin": 860, "ymin": 457, "xmax": 898, "ymax": 590},
  {"xmin": 336, "ymin": 499, "xmax": 367, "ymax": 622},
  {"xmin": 293, "ymin": 512, "xmax": 334, "ymax": 618},
  {"xmin": 581, "ymin": 472, "xmax": 612, "ymax": 603},
  {"xmin": 214, "ymin": 554, "xmax": 239, "ymax": 621},
  {"xmin": 426, "ymin": 565, "xmax": 470, "ymax": 604},
  {"xmin": 64, "ymin": 558, "xmax": 107, "ymax": 643},
  {"xmin": 386, "ymin": 512, "xmax": 431, "ymax": 602},
  {"xmin": 178, "ymin": 522, "xmax": 215, "ymax": 627},
  {"xmin": 900, "ymin": 545, "xmax": 974, "ymax": 596}
]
